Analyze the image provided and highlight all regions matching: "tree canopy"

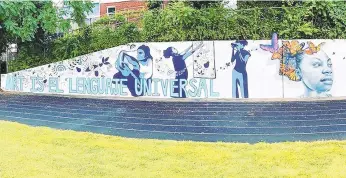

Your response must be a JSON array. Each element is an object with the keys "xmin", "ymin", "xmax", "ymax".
[
  {"xmin": 4, "ymin": 0, "xmax": 346, "ymax": 72},
  {"xmin": 0, "ymin": 0, "xmax": 93, "ymax": 54}
]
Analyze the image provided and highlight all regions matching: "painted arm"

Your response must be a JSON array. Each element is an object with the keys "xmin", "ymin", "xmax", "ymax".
[
  {"xmin": 115, "ymin": 51, "xmax": 126, "ymax": 70},
  {"xmin": 231, "ymin": 48, "xmax": 236, "ymax": 63},
  {"xmin": 181, "ymin": 45, "xmax": 193, "ymax": 55},
  {"xmin": 126, "ymin": 55, "xmax": 140, "ymax": 69},
  {"xmin": 238, "ymin": 52, "xmax": 250, "ymax": 63},
  {"xmin": 182, "ymin": 42, "xmax": 204, "ymax": 60},
  {"xmin": 116, "ymin": 50, "xmax": 139, "ymax": 70},
  {"xmin": 243, "ymin": 54, "xmax": 250, "ymax": 63}
]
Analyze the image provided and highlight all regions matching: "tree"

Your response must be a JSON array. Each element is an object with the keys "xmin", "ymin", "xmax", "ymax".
[
  {"xmin": 185, "ymin": 0, "xmax": 224, "ymax": 9},
  {"xmin": 0, "ymin": 0, "xmax": 93, "ymax": 54},
  {"xmin": 235, "ymin": 0, "xmax": 346, "ymax": 39},
  {"xmin": 146, "ymin": 0, "xmax": 163, "ymax": 10}
]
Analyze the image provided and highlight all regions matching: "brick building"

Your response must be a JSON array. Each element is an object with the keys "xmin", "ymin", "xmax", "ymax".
[{"xmin": 100, "ymin": 0, "xmax": 147, "ymax": 16}]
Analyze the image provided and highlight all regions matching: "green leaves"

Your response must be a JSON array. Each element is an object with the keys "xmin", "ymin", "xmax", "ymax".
[
  {"xmin": 68, "ymin": 1, "xmax": 94, "ymax": 27},
  {"xmin": 0, "ymin": 1, "xmax": 38, "ymax": 42},
  {"xmin": 7, "ymin": 0, "xmax": 346, "ymax": 73},
  {"xmin": 0, "ymin": 0, "xmax": 93, "ymax": 43},
  {"xmin": 38, "ymin": 2, "xmax": 59, "ymax": 34}
]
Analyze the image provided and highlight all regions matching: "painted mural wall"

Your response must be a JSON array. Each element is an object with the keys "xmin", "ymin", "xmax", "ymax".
[{"xmin": 2, "ymin": 34, "xmax": 346, "ymax": 99}]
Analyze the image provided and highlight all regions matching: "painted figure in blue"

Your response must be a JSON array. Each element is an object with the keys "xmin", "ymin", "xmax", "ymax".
[
  {"xmin": 163, "ymin": 42, "xmax": 204, "ymax": 98},
  {"xmin": 231, "ymin": 40, "xmax": 251, "ymax": 98},
  {"xmin": 113, "ymin": 45, "xmax": 153, "ymax": 96}
]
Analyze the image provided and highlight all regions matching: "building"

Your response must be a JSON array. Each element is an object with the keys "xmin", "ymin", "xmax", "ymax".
[
  {"xmin": 54, "ymin": 0, "xmax": 150, "ymax": 29},
  {"xmin": 100, "ymin": 0, "xmax": 147, "ymax": 17}
]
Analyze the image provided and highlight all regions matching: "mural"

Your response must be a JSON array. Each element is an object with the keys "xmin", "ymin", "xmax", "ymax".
[
  {"xmin": 1, "ymin": 36, "xmax": 346, "ymax": 99},
  {"xmin": 193, "ymin": 41, "xmax": 216, "ymax": 79},
  {"xmin": 113, "ymin": 44, "xmax": 153, "ymax": 97},
  {"xmin": 260, "ymin": 33, "xmax": 333, "ymax": 98}
]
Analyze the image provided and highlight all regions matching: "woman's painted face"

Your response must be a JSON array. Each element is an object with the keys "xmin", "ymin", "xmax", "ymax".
[
  {"xmin": 298, "ymin": 51, "xmax": 333, "ymax": 93},
  {"xmin": 137, "ymin": 49, "xmax": 146, "ymax": 61}
]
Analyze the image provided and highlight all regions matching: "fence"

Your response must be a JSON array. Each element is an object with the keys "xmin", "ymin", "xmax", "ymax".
[{"xmin": 0, "ymin": 47, "xmax": 17, "ymax": 74}]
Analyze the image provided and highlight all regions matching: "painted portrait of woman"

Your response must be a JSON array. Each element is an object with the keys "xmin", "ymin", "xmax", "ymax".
[
  {"xmin": 260, "ymin": 34, "xmax": 333, "ymax": 98},
  {"xmin": 292, "ymin": 44, "xmax": 333, "ymax": 97},
  {"xmin": 279, "ymin": 41, "xmax": 333, "ymax": 98}
]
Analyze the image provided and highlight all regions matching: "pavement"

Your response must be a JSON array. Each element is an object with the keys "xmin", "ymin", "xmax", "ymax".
[{"xmin": 1, "ymin": 92, "xmax": 346, "ymax": 143}]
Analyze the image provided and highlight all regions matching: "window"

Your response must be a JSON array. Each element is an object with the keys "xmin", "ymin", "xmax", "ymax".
[
  {"xmin": 63, "ymin": 0, "xmax": 69, "ymax": 6},
  {"xmin": 107, "ymin": 6, "xmax": 116, "ymax": 16}
]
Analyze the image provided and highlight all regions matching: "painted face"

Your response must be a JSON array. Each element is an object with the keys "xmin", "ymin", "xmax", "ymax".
[
  {"xmin": 137, "ymin": 49, "xmax": 146, "ymax": 61},
  {"xmin": 172, "ymin": 47, "xmax": 179, "ymax": 55},
  {"xmin": 297, "ymin": 51, "xmax": 333, "ymax": 93},
  {"xmin": 235, "ymin": 43, "xmax": 244, "ymax": 50}
]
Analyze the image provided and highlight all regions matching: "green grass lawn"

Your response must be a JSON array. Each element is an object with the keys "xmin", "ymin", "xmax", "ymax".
[{"xmin": 1, "ymin": 121, "xmax": 346, "ymax": 178}]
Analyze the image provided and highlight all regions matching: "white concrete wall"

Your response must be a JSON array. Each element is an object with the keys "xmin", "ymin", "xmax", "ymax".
[{"xmin": 2, "ymin": 39, "xmax": 345, "ymax": 99}]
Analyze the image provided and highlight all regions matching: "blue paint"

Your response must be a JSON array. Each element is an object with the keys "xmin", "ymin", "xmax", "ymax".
[
  {"xmin": 231, "ymin": 40, "xmax": 251, "ymax": 98},
  {"xmin": 143, "ymin": 79, "xmax": 152, "ymax": 96},
  {"xmin": 188, "ymin": 78, "xmax": 198, "ymax": 97},
  {"xmin": 6, "ymin": 75, "xmax": 24, "ymax": 91},
  {"xmin": 7, "ymin": 75, "xmax": 16, "ymax": 90},
  {"xmin": 30, "ymin": 76, "xmax": 44, "ymax": 92},
  {"xmin": 68, "ymin": 78, "xmax": 78, "ymax": 94},
  {"xmin": 67, "ymin": 77, "xmax": 219, "ymax": 97},
  {"xmin": 37, "ymin": 77, "xmax": 44, "ymax": 92},
  {"xmin": 161, "ymin": 79, "xmax": 169, "ymax": 97},
  {"xmin": 179, "ymin": 79, "xmax": 187, "ymax": 98},
  {"xmin": 99, "ymin": 78, "xmax": 106, "ymax": 94},
  {"xmin": 90, "ymin": 78, "xmax": 99, "ymax": 94},
  {"xmin": 209, "ymin": 79, "xmax": 220, "ymax": 97},
  {"xmin": 110, "ymin": 79, "xmax": 119, "ymax": 95},
  {"xmin": 134, "ymin": 79, "xmax": 143, "ymax": 96},
  {"xmin": 76, "ymin": 77, "xmax": 85, "ymax": 94},
  {"xmin": 165, "ymin": 51, "xmax": 188, "ymax": 98},
  {"xmin": 18, "ymin": 76, "xmax": 24, "ymax": 91},
  {"xmin": 163, "ymin": 44, "xmax": 203, "ymax": 98},
  {"xmin": 170, "ymin": 79, "xmax": 179, "ymax": 97},
  {"xmin": 196, "ymin": 79, "xmax": 208, "ymax": 98},
  {"xmin": 152, "ymin": 78, "xmax": 160, "ymax": 96},
  {"xmin": 105, "ymin": 78, "xmax": 112, "ymax": 95},
  {"xmin": 5, "ymin": 75, "xmax": 14, "ymax": 90},
  {"xmin": 119, "ymin": 79, "xmax": 128, "ymax": 96},
  {"xmin": 114, "ymin": 45, "xmax": 153, "ymax": 97},
  {"xmin": 49, "ymin": 77, "xmax": 63, "ymax": 93},
  {"xmin": 70, "ymin": 77, "xmax": 125, "ymax": 95}
]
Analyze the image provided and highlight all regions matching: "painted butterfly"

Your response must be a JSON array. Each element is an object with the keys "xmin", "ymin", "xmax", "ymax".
[
  {"xmin": 260, "ymin": 33, "xmax": 279, "ymax": 53},
  {"xmin": 260, "ymin": 33, "xmax": 283, "ymax": 60},
  {"xmin": 283, "ymin": 40, "xmax": 305, "ymax": 56},
  {"xmin": 304, "ymin": 41, "xmax": 325, "ymax": 55}
]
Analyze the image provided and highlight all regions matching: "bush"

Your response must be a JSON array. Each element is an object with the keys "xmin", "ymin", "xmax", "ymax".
[{"xmin": 8, "ymin": 1, "xmax": 346, "ymax": 72}]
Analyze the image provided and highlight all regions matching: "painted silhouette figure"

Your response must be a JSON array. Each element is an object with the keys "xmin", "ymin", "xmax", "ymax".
[
  {"xmin": 163, "ymin": 42, "xmax": 204, "ymax": 98},
  {"xmin": 231, "ymin": 40, "xmax": 251, "ymax": 98},
  {"xmin": 113, "ymin": 45, "xmax": 153, "ymax": 97}
]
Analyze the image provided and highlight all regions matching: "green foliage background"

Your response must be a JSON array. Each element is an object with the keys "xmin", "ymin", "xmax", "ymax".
[{"xmin": 7, "ymin": 1, "xmax": 346, "ymax": 72}]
